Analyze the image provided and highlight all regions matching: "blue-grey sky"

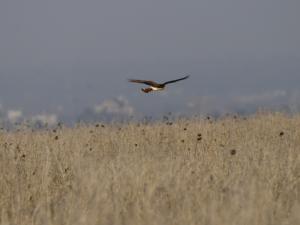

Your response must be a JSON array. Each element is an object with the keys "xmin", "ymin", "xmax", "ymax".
[{"xmin": 0, "ymin": 0, "xmax": 300, "ymax": 122}]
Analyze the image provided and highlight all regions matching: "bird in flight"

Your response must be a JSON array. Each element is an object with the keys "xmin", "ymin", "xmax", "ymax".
[{"xmin": 128, "ymin": 75, "xmax": 190, "ymax": 93}]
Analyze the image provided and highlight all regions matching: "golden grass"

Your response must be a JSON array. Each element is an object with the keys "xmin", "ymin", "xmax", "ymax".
[{"xmin": 1, "ymin": 113, "xmax": 300, "ymax": 225}]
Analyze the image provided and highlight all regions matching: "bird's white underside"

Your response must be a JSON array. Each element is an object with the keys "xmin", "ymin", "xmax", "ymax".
[{"xmin": 151, "ymin": 86, "xmax": 164, "ymax": 91}]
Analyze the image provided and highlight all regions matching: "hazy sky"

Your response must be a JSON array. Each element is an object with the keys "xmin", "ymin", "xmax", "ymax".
[{"xmin": 0, "ymin": 0, "xmax": 299, "ymax": 120}]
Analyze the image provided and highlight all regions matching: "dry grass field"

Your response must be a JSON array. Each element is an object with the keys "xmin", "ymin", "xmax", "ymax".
[{"xmin": 0, "ymin": 113, "xmax": 300, "ymax": 225}]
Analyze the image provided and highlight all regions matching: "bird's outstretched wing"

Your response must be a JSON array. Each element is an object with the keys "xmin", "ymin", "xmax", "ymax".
[
  {"xmin": 128, "ymin": 79, "xmax": 159, "ymax": 87},
  {"xmin": 162, "ymin": 75, "xmax": 190, "ymax": 85}
]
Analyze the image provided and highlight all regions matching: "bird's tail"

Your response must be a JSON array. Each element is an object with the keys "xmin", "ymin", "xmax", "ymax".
[{"xmin": 141, "ymin": 88, "xmax": 153, "ymax": 93}]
